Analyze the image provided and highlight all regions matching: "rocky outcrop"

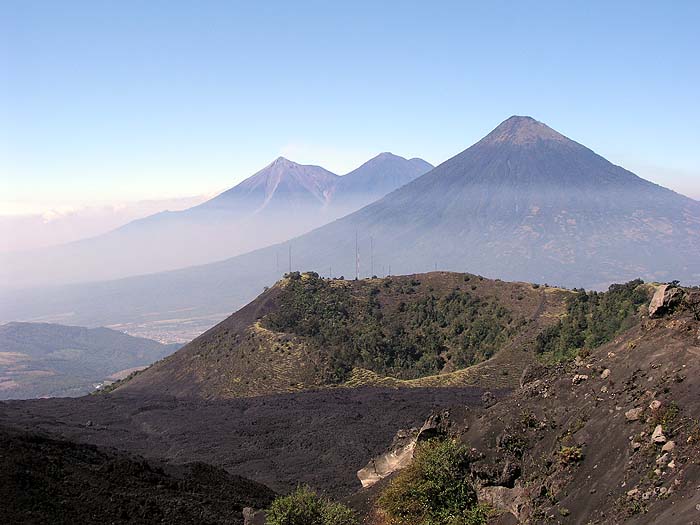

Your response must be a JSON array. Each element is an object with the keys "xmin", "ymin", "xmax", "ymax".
[
  {"xmin": 361, "ymin": 289, "xmax": 700, "ymax": 523},
  {"xmin": 357, "ymin": 409, "xmax": 455, "ymax": 488},
  {"xmin": 648, "ymin": 284, "xmax": 685, "ymax": 318},
  {"xmin": 416, "ymin": 409, "xmax": 452, "ymax": 442},
  {"xmin": 357, "ymin": 429, "xmax": 418, "ymax": 488},
  {"xmin": 478, "ymin": 484, "xmax": 527, "ymax": 522},
  {"xmin": 242, "ymin": 508, "xmax": 266, "ymax": 525}
]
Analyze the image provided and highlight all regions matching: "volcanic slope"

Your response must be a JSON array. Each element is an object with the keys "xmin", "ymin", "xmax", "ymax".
[
  {"xmin": 354, "ymin": 285, "xmax": 700, "ymax": 524},
  {"xmin": 0, "ymin": 425, "xmax": 274, "ymax": 525},
  {"xmin": 115, "ymin": 271, "xmax": 574, "ymax": 399}
]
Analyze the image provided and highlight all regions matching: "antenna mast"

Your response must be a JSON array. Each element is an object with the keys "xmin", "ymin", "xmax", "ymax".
[
  {"xmin": 355, "ymin": 231, "xmax": 359, "ymax": 280},
  {"xmin": 288, "ymin": 244, "xmax": 292, "ymax": 273},
  {"xmin": 370, "ymin": 236, "xmax": 374, "ymax": 277}
]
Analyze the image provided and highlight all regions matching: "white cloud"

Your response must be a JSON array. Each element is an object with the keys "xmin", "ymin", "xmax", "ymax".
[{"xmin": 0, "ymin": 195, "xmax": 211, "ymax": 253}]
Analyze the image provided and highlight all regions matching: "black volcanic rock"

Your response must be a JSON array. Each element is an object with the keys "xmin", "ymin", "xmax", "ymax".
[{"xmin": 0, "ymin": 425, "xmax": 275, "ymax": 524}]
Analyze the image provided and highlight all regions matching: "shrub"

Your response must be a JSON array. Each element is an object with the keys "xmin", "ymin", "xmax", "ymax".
[
  {"xmin": 378, "ymin": 439, "xmax": 487, "ymax": 525},
  {"xmin": 266, "ymin": 486, "xmax": 357, "ymax": 525},
  {"xmin": 557, "ymin": 446, "xmax": 583, "ymax": 465}
]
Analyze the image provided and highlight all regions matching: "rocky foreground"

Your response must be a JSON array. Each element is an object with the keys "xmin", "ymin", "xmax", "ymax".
[
  {"xmin": 349, "ymin": 284, "xmax": 700, "ymax": 523},
  {"xmin": 1, "ymin": 284, "xmax": 699, "ymax": 524}
]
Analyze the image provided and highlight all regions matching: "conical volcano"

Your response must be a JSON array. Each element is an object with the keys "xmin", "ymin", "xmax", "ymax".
[
  {"xmin": 325, "ymin": 115, "xmax": 699, "ymax": 287},
  {"xmin": 199, "ymin": 157, "xmax": 339, "ymax": 215}
]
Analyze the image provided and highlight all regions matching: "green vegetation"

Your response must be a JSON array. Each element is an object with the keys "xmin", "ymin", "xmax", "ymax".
[
  {"xmin": 265, "ymin": 273, "xmax": 520, "ymax": 382},
  {"xmin": 647, "ymin": 401, "xmax": 680, "ymax": 434},
  {"xmin": 535, "ymin": 279, "xmax": 651, "ymax": 361},
  {"xmin": 378, "ymin": 439, "xmax": 489, "ymax": 525},
  {"xmin": 497, "ymin": 430, "xmax": 529, "ymax": 458},
  {"xmin": 557, "ymin": 445, "xmax": 583, "ymax": 465},
  {"xmin": 266, "ymin": 486, "xmax": 357, "ymax": 525}
]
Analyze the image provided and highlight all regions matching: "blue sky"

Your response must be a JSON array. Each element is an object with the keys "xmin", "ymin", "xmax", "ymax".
[{"xmin": 2, "ymin": 0, "xmax": 699, "ymax": 212}]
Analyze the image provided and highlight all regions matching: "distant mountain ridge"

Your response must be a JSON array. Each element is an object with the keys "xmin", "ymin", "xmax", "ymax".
[
  {"xmin": 331, "ymin": 153, "xmax": 434, "ymax": 214},
  {"xmin": 0, "ymin": 322, "xmax": 180, "ymax": 399},
  {"xmin": 1, "ymin": 116, "xmax": 698, "ymax": 341},
  {"xmin": 0, "ymin": 153, "xmax": 432, "ymax": 287}
]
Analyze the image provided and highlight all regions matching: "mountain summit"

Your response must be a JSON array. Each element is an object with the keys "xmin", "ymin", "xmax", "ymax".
[
  {"xmin": 200, "ymin": 157, "xmax": 338, "ymax": 214},
  {"xmin": 332, "ymin": 152, "xmax": 433, "ymax": 213},
  {"xmin": 479, "ymin": 115, "xmax": 570, "ymax": 145}
]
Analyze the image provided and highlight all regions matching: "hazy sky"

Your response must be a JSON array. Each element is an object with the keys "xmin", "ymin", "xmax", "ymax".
[{"xmin": 2, "ymin": 0, "xmax": 699, "ymax": 215}]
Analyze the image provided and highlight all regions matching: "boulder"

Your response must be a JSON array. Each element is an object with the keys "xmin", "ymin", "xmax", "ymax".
[
  {"xmin": 572, "ymin": 374, "xmax": 589, "ymax": 385},
  {"xmin": 648, "ymin": 285, "xmax": 685, "ymax": 318},
  {"xmin": 417, "ymin": 409, "xmax": 452, "ymax": 442},
  {"xmin": 478, "ymin": 484, "xmax": 526, "ymax": 522},
  {"xmin": 652, "ymin": 425, "xmax": 667, "ymax": 444},
  {"xmin": 625, "ymin": 407, "xmax": 643, "ymax": 421},
  {"xmin": 357, "ymin": 409, "xmax": 453, "ymax": 489},
  {"xmin": 482, "ymin": 391, "xmax": 497, "ymax": 408}
]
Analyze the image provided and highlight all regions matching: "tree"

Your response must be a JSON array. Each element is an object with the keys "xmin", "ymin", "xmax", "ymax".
[
  {"xmin": 378, "ymin": 439, "xmax": 488, "ymax": 525},
  {"xmin": 266, "ymin": 486, "xmax": 357, "ymax": 525}
]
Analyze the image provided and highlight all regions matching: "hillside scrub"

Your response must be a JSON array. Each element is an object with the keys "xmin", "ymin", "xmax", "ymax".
[
  {"xmin": 534, "ymin": 279, "xmax": 651, "ymax": 361},
  {"xmin": 377, "ymin": 439, "xmax": 489, "ymax": 525},
  {"xmin": 264, "ymin": 273, "xmax": 521, "ymax": 382},
  {"xmin": 266, "ymin": 486, "xmax": 357, "ymax": 525}
]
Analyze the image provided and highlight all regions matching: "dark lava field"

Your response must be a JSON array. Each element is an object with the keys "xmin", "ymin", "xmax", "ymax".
[{"xmin": 0, "ymin": 386, "xmax": 499, "ymax": 497}]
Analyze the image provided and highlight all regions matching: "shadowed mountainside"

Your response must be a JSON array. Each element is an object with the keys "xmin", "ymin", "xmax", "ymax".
[
  {"xmin": 0, "ymin": 387, "xmax": 493, "ymax": 499},
  {"xmin": 0, "ymin": 425, "xmax": 275, "ymax": 524}
]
